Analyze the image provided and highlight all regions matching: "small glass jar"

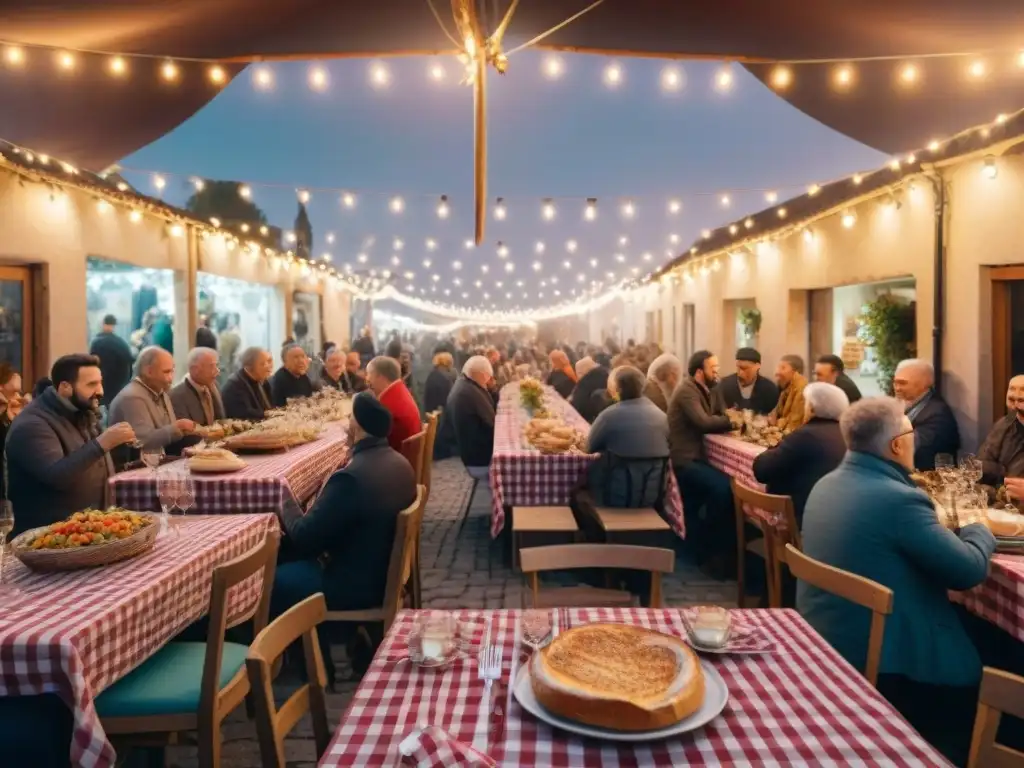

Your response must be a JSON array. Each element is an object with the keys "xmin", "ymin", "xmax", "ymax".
[{"xmin": 689, "ymin": 606, "xmax": 732, "ymax": 649}]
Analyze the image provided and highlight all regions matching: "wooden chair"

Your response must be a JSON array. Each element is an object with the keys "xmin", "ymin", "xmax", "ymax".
[
  {"xmin": 781, "ymin": 543, "xmax": 893, "ymax": 686},
  {"xmin": 324, "ymin": 486, "xmax": 425, "ymax": 676},
  {"xmin": 968, "ymin": 667, "xmax": 1024, "ymax": 768},
  {"xmin": 246, "ymin": 593, "xmax": 332, "ymax": 768},
  {"xmin": 97, "ymin": 532, "xmax": 280, "ymax": 768},
  {"xmin": 732, "ymin": 478, "xmax": 796, "ymax": 608},
  {"xmin": 421, "ymin": 411, "xmax": 439, "ymax": 504},
  {"xmin": 400, "ymin": 430, "xmax": 427, "ymax": 609},
  {"xmin": 511, "ymin": 506, "xmax": 579, "ymax": 570},
  {"xmin": 519, "ymin": 543, "xmax": 675, "ymax": 608},
  {"xmin": 400, "ymin": 430, "xmax": 427, "ymax": 486}
]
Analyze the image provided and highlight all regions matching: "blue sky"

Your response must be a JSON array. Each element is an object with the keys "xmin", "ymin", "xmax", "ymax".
[{"xmin": 120, "ymin": 53, "xmax": 886, "ymax": 312}]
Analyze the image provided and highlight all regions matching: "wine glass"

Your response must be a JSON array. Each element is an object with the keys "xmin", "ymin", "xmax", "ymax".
[
  {"xmin": 520, "ymin": 610, "xmax": 553, "ymax": 651},
  {"xmin": 142, "ymin": 445, "xmax": 165, "ymax": 475},
  {"xmin": 155, "ymin": 466, "xmax": 180, "ymax": 536},
  {"xmin": 959, "ymin": 453, "xmax": 983, "ymax": 486},
  {"xmin": 175, "ymin": 470, "xmax": 195, "ymax": 523},
  {"xmin": 934, "ymin": 453, "xmax": 956, "ymax": 488}
]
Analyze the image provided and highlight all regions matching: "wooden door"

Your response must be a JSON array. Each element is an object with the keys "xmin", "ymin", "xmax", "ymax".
[
  {"xmin": 989, "ymin": 266, "xmax": 1024, "ymax": 424},
  {"xmin": 0, "ymin": 266, "xmax": 34, "ymax": 383}
]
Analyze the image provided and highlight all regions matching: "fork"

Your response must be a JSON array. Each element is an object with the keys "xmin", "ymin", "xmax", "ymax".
[{"xmin": 476, "ymin": 641, "xmax": 502, "ymax": 752}]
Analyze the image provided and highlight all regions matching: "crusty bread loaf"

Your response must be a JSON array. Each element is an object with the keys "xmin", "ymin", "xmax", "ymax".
[
  {"xmin": 988, "ymin": 508, "xmax": 1024, "ymax": 537},
  {"xmin": 530, "ymin": 623, "xmax": 705, "ymax": 731}
]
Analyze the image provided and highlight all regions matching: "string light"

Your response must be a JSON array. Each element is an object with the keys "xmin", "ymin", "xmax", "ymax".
[
  {"xmin": 129, "ymin": 210, "xmax": 142, "ymax": 224},
  {"xmin": 566, "ymin": 239, "xmax": 578, "ymax": 253},
  {"xmin": 834, "ymin": 64, "xmax": 854, "ymax": 90},
  {"xmin": 208, "ymin": 65, "xmax": 226, "ymax": 85},
  {"xmin": 983, "ymin": 156, "xmax": 998, "ymax": 179},
  {"xmin": 668, "ymin": 199, "xmax": 681, "ymax": 214},
  {"xmin": 543, "ymin": 55, "xmax": 564, "ymax": 80},
  {"xmin": 899, "ymin": 63, "xmax": 918, "ymax": 86},
  {"xmin": 852, "ymin": 173, "xmax": 863, "ymax": 185},
  {"xmin": 160, "ymin": 61, "xmax": 178, "ymax": 82},
  {"xmin": 535, "ymin": 241, "xmax": 545, "ymax": 254},
  {"xmin": 701, "ymin": 229, "xmax": 711, "ymax": 239},
  {"xmin": 253, "ymin": 67, "xmax": 273, "ymax": 89},
  {"xmin": 743, "ymin": 218, "xmax": 754, "ymax": 230},
  {"xmin": 326, "ymin": 233, "xmax": 336, "ymax": 244},
  {"xmin": 426, "ymin": 238, "xmax": 437, "ymax": 251},
  {"xmin": 452, "ymin": 260, "xmax": 462, "ymax": 270},
  {"xmin": 714, "ymin": 65, "xmax": 733, "ymax": 92},
  {"xmin": 621, "ymin": 200, "xmax": 635, "ymax": 218},
  {"xmin": 152, "ymin": 174, "xmax": 166, "ymax": 191},
  {"xmin": 436, "ymin": 195, "xmax": 450, "ymax": 219},
  {"xmin": 4, "ymin": 46, "xmax": 24, "ymax": 66},
  {"xmin": 493, "ymin": 197, "xmax": 506, "ymax": 220},
  {"xmin": 841, "ymin": 210, "xmax": 857, "ymax": 228},
  {"xmin": 584, "ymin": 198, "xmax": 597, "ymax": 221},
  {"xmin": 563, "ymin": 260, "xmax": 572, "ymax": 269},
  {"xmin": 341, "ymin": 192, "xmax": 356, "ymax": 208},
  {"xmin": 239, "ymin": 184, "xmax": 252, "ymax": 199},
  {"xmin": 390, "ymin": 196, "xmax": 404, "ymax": 213},
  {"xmin": 309, "ymin": 65, "xmax": 328, "ymax": 91},
  {"xmin": 357, "ymin": 253, "xmax": 368, "ymax": 263},
  {"xmin": 297, "ymin": 189, "xmax": 311, "ymax": 204},
  {"xmin": 619, "ymin": 236, "xmax": 629, "ymax": 246},
  {"xmin": 55, "ymin": 51, "xmax": 75, "ymax": 71},
  {"xmin": 422, "ymin": 258, "xmax": 432, "ymax": 267},
  {"xmin": 192, "ymin": 178, "xmax": 205, "ymax": 192},
  {"xmin": 393, "ymin": 238, "xmax": 404, "ymax": 250},
  {"xmin": 370, "ymin": 61, "xmax": 390, "ymax": 88},
  {"xmin": 764, "ymin": 191, "xmax": 778, "ymax": 203},
  {"xmin": 661, "ymin": 66, "xmax": 683, "ymax": 92},
  {"xmin": 465, "ymin": 239, "xmax": 475, "ymax": 249},
  {"xmin": 108, "ymin": 56, "xmax": 127, "ymax": 76},
  {"xmin": 428, "ymin": 62, "xmax": 446, "ymax": 82},
  {"xmin": 541, "ymin": 199, "xmax": 556, "ymax": 220},
  {"xmin": 720, "ymin": 194, "xmax": 731, "ymax": 208},
  {"xmin": 603, "ymin": 62, "xmax": 623, "ymax": 87},
  {"xmin": 808, "ymin": 183, "xmax": 821, "ymax": 196},
  {"xmin": 777, "ymin": 207, "xmax": 788, "ymax": 219},
  {"xmin": 497, "ymin": 242, "xmax": 509, "ymax": 258},
  {"xmin": 770, "ymin": 66, "xmax": 791, "ymax": 90},
  {"xmin": 968, "ymin": 60, "xmax": 987, "ymax": 79}
]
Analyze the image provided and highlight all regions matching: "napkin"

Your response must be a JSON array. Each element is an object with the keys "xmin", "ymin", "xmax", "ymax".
[{"xmin": 398, "ymin": 726, "xmax": 496, "ymax": 767}]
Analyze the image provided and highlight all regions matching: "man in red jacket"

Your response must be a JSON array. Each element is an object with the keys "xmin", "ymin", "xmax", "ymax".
[{"xmin": 366, "ymin": 355, "xmax": 421, "ymax": 451}]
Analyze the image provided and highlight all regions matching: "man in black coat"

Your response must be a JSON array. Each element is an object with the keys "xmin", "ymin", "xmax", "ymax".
[
  {"xmin": 446, "ymin": 356, "xmax": 496, "ymax": 481},
  {"xmin": 270, "ymin": 343, "xmax": 314, "ymax": 407},
  {"xmin": 88, "ymin": 314, "xmax": 134, "ymax": 407},
  {"xmin": 753, "ymin": 382, "xmax": 850, "ymax": 527},
  {"xmin": 221, "ymin": 347, "xmax": 274, "ymax": 421},
  {"xmin": 814, "ymin": 354, "xmax": 862, "ymax": 404},
  {"xmin": 893, "ymin": 359, "xmax": 960, "ymax": 470},
  {"xmin": 716, "ymin": 347, "xmax": 779, "ymax": 415},
  {"xmin": 570, "ymin": 356, "xmax": 610, "ymax": 424}
]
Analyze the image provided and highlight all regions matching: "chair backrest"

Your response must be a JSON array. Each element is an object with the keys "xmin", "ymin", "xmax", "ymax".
[
  {"xmin": 201, "ymin": 530, "xmax": 280, "ymax": 722},
  {"xmin": 382, "ymin": 485, "xmax": 426, "ymax": 629},
  {"xmin": 519, "ymin": 543, "xmax": 675, "ymax": 608},
  {"xmin": 782, "ymin": 543, "xmax": 893, "ymax": 686},
  {"xmin": 599, "ymin": 452, "xmax": 670, "ymax": 509},
  {"xmin": 246, "ymin": 593, "xmax": 331, "ymax": 768},
  {"xmin": 401, "ymin": 430, "xmax": 427, "ymax": 486},
  {"xmin": 421, "ymin": 411, "xmax": 439, "ymax": 502},
  {"xmin": 968, "ymin": 667, "xmax": 1024, "ymax": 768},
  {"xmin": 731, "ymin": 479, "xmax": 800, "ymax": 547}
]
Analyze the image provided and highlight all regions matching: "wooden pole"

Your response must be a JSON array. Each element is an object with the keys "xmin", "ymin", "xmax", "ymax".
[{"xmin": 474, "ymin": 56, "xmax": 487, "ymax": 246}]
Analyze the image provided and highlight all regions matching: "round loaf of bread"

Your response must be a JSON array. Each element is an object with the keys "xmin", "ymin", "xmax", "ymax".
[
  {"xmin": 988, "ymin": 508, "xmax": 1024, "ymax": 537},
  {"xmin": 530, "ymin": 623, "xmax": 705, "ymax": 731}
]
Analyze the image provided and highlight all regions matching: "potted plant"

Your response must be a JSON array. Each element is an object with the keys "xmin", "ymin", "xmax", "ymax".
[
  {"xmin": 857, "ymin": 293, "xmax": 916, "ymax": 395},
  {"xmin": 738, "ymin": 307, "xmax": 762, "ymax": 344}
]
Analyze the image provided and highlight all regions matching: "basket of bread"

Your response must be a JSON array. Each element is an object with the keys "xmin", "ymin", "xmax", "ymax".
[
  {"xmin": 12, "ymin": 508, "xmax": 158, "ymax": 572},
  {"xmin": 524, "ymin": 418, "xmax": 585, "ymax": 455},
  {"xmin": 187, "ymin": 446, "xmax": 247, "ymax": 473}
]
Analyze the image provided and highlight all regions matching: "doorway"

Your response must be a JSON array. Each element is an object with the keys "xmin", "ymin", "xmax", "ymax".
[
  {"xmin": 0, "ymin": 266, "xmax": 34, "ymax": 383},
  {"xmin": 990, "ymin": 266, "xmax": 1024, "ymax": 424}
]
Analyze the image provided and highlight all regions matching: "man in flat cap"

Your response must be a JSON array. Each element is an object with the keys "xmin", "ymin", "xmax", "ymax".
[{"xmin": 715, "ymin": 347, "xmax": 779, "ymax": 415}]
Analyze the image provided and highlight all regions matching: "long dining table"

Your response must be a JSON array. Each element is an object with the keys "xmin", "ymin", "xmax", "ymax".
[
  {"xmin": 489, "ymin": 383, "xmax": 686, "ymax": 539},
  {"xmin": 320, "ymin": 607, "xmax": 949, "ymax": 767}
]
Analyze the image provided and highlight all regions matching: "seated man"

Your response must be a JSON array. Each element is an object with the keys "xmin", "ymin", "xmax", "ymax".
[
  {"xmin": 668, "ymin": 350, "xmax": 736, "ymax": 577},
  {"xmin": 571, "ymin": 356, "xmax": 610, "ymax": 424},
  {"xmin": 771, "ymin": 354, "xmax": 808, "ymax": 431},
  {"xmin": 586, "ymin": 366, "xmax": 669, "ymax": 507},
  {"xmin": 799, "ymin": 397, "xmax": 995, "ymax": 765},
  {"xmin": 893, "ymin": 358, "xmax": 960, "ymax": 470},
  {"xmin": 270, "ymin": 343, "xmax": 314, "ymax": 407},
  {"xmin": 340, "ymin": 351, "xmax": 368, "ymax": 394},
  {"xmin": 644, "ymin": 353, "xmax": 682, "ymax": 414},
  {"xmin": 814, "ymin": 353, "xmax": 862, "ymax": 404},
  {"xmin": 221, "ymin": 346, "xmax": 274, "ymax": 421},
  {"xmin": 978, "ymin": 374, "xmax": 1024, "ymax": 485},
  {"xmin": 446, "ymin": 355, "xmax": 496, "ymax": 482},
  {"xmin": 316, "ymin": 349, "xmax": 347, "ymax": 392},
  {"xmin": 169, "ymin": 347, "xmax": 225, "ymax": 427},
  {"xmin": 366, "ymin": 355, "xmax": 421, "ymax": 452},
  {"xmin": 716, "ymin": 347, "xmax": 779, "ymax": 415}
]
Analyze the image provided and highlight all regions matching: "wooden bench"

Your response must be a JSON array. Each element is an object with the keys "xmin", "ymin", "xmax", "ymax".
[{"xmin": 511, "ymin": 506, "xmax": 578, "ymax": 570}]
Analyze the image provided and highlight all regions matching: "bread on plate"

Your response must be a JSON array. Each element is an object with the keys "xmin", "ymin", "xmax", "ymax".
[
  {"xmin": 988, "ymin": 508, "xmax": 1024, "ymax": 537},
  {"xmin": 529, "ymin": 623, "xmax": 705, "ymax": 731}
]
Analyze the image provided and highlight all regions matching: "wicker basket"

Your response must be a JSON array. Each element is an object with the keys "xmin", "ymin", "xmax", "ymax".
[{"xmin": 11, "ymin": 514, "xmax": 160, "ymax": 572}]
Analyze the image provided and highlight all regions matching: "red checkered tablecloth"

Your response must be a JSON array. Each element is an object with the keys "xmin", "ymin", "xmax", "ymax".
[
  {"xmin": 950, "ymin": 553, "xmax": 1024, "ymax": 643},
  {"xmin": 0, "ymin": 513, "xmax": 278, "ymax": 768},
  {"xmin": 109, "ymin": 422, "xmax": 350, "ymax": 515},
  {"xmin": 320, "ymin": 608, "xmax": 949, "ymax": 767},
  {"xmin": 489, "ymin": 384, "xmax": 684, "ymax": 539},
  {"xmin": 704, "ymin": 433, "xmax": 781, "ymax": 528}
]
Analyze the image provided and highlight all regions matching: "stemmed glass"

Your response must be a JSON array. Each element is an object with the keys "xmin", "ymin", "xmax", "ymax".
[
  {"xmin": 959, "ymin": 454, "xmax": 983, "ymax": 486},
  {"xmin": 142, "ymin": 446, "xmax": 165, "ymax": 475},
  {"xmin": 0, "ymin": 501, "xmax": 18, "ymax": 596},
  {"xmin": 155, "ymin": 466, "xmax": 180, "ymax": 537},
  {"xmin": 520, "ymin": 610, "xmax": 553, "ymax": 652},
  {"xmin": 175, "ymin": 469, "xmax": 195, "ymax": 525}
]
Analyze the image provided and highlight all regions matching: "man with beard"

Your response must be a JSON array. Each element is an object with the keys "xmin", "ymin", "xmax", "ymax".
[
  {"xmin": 978, "ymin": 374, "xmax": 1024, "ymax": 484},
  {"xmin": 6, "ymin": 354, "xmax": 138, "ymax": 535},
  {"xmin": 716, "ymin": 347, "xmax": 779, "ymax": 415},
  {"xmin": 668, "ymin": 350, "xmax": 738, "ymax": 577}
]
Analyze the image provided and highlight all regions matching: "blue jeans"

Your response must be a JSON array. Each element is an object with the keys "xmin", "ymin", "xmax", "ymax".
[
  {"xmin": 674, "ymin": 460, "xmax": 735, "ymax": 560},
  {"xmin": 271, "ymin": 559, "xmax": 325, "ymax": 619}
]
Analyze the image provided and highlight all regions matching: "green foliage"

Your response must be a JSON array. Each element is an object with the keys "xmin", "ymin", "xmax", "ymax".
[
  {"xmin": 185, "ymin": 180, "xmax": 268, "ymax": 224},
  {"xmin": 738, "ymin": 307, "xmax": 762, "ymax": 339},
  {"xmin": 857, "ymin": 293, "xmax": 916, "ymax": 395}
]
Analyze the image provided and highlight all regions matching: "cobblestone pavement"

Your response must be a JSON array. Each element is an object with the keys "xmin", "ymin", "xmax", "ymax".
[{"xmin": 160, "ymin": 459, "xmax": 736, "ymax": 767}]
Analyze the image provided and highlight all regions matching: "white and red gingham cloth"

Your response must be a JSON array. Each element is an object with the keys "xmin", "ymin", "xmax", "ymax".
[
  {"xmin": 319, "ymin": 608, "xmax": 949, "ymax": 767},
  {"xmin": 951, "ymin": 553, "xmax": 1024, "ymax": 643},
  {"xmin": 0, "ymin": 513, "xmax": 278, "ymax": 768},
  {"xmin": 109, "ymin": 422, "xmax": 350, "ymax": 515},
  {"xmin": 489, "ymin": 384, "xmax": 684, "ymax": 539},
  {"xmin": 704, "ymin": 433, "xmax": 781, "ymax": 528}
]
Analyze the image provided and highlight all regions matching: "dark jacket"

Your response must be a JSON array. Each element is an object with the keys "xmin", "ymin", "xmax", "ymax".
[
  {"xmin": 571, "ymin": 367, "xmax": 610, "ymax": 424},
  {"xmin": 5, "ymin": 388, "xmax": 115, "ymax": 536},
  {"xmin": 446, "ymin": 375, "xmax": 495, "ymax": 467},
  {"xmin": 169, "ymin": 378, "xmax": 226, "ymax": 427},
  {"xmin": 221, "ymin": 370, "xmax": 272, "ymax": 421},
  {"xmin": 834, "ymin": 372, "xmax": 862, "ymax": 404},
  {"xmin": 668, "ymin": 378, "xmax": 733, "ymax": 466},
  {"xmin": 424, "ymin": 367, "xmax": 456, "ymax": 414},
  {"xmin": 334, "ymin": 369, "xmax": 367, "ymax": 394},
  {"xmin": 715, "ymin": 373, "xmax": 779, "ymax": 415},
  {"xmin": 586, "ymin": 398, "xmax": 670, "ymax": 507},
  {"xmin": 979, "ymin": 415, "xmax": 1024, "ymax": 485},
  {"xmin": 908, "ymin": 391, "xmax": 961, "ymax": 471},
  {"xmin": 195, "ymin": 326, "xmax": 218, "ymax": 350},
  {"xmin": 752, "ymin": 417, "xmax": 847, "ymax": 526},
  {"xmin": 270, "ymin": 367, "xmax": 314, "ymax": 407},
  {"xmin": 547, "ymin": 370, "xmax": 576, "ymax": 400},
  {"xmin": 89, "ymin": 331, "xmax": 134, "ymax": 407},
  {"xmin": 799, "ymin": 451, "xmax": 996, "ymax": 686},
  {"xmin": 284, "ymin": 436, "xmax": 417, "ymax": 610}
]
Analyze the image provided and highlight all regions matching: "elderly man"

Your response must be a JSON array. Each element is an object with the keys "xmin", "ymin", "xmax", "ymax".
[
  {"xmin": 109, "ymin": 346, "xmax": 195, "ymax": 457},
  {"xmin": 799, "ymin": 397, "xmax": 995, "ymax": 764},
  {"xmin": 644, "ymin": 353, "xmax": 683, "ymax": 414},
  {"xmin": 366, "ymin": 355, "xmax": 421, "ymax": 452},
  {"xmin": 270, "ymin": 343, "xmax": 314, "ymax": 407},
  {"xmin": 586, "ymin": 366, "xmax": 670, "ymax": 507},
  {"xmin": 771, "ymin": 354, "xmax": 808, "ymax": 431},
  {"xmin": 316, "ymin": 349, "xmax": 346, "ymax": 392},
  {"xmin": 892, "ymin": 358, "xmax": 960, "ymax": 470},
  {"xmin": 668, "ymin": 350, "xmax": 736, "ymax": 577},
  {"xmin": 221, "ymin": 346, "xmax": 274, "ymax": 421},
  {"xmin": 814, "ymin": 354, "xmax": 862, "ymax": 404},
  {"xmin": 571, "ymin": 355, "xmax": 611, "ymax": 423},
  {"xmin": 753, "ymin": 382, "xmax": 849, "ymax": 527},
  {"xmin": 336, "ymin": 351, "xmax": 367, "ymax": 394},
  {"xmin": 169, "ymin": 347, "xmax": 225, "ymax": 427},
  {"xmin": 716, "ymin": 347, "xmax": 779, "ymax": 415},
  {"xmin": 446, "ymin": 355, "xmax": 496, "ymax": 481},
  {"xmin": 978, "ymin": 374, "xmax": 1024, "ymax": 484},
  {"xmin": 6, "ymin": 354, "xmax": 137, "ymax": 535}
]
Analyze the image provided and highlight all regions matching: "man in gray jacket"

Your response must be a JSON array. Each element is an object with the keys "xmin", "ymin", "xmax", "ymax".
[
  {"xmin": 169, "ymin": 347, "xmax": 225, "ymax": 427},
  {"xmin": 668, "ymin": 350, "xmax": 737, "ymax": 577},
  {"xmin": 6, "ymin": 354, "xmax": 137, "ymax": 535},
  {"xmin": 109, "ymin": 347, "xmax": 194, "ymax": 462}
]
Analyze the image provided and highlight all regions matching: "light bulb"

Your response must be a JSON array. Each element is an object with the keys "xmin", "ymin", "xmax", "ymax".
[
  {"xmin": 466, "ymin": 239, "xmax": 475, "ymax": 249},
  {"xmin": 326, "ymin": 233, "xmax": 335, "ymax": 244},
  {"xmin": 370, "ymin": 62, "xmax": 390, "ymax": 88},
  {"xmin": 239, "ymin": 184, "xmax": 252, "ymax": 199},
  {"xmin": 209, "ymin": 217, "xmax": 221, "ymax": 228},
  {"xmin": 543, "ymin": 55, "xmax": 564, "ymax": 79},
  {"xmin": 422, "ymin": 258, "xmax": 432, "ymax": 268},
  {"xmin": 720, "ymin": 194, "xmax": 731, "ymax": 207},
  {"xmin": 852, "ymin": 173, "xmax": 863, "ymax": 185},
  {"xmin": 968, "ymin": 60, "xmax": 987, "ymax": 79},
  {"xmin": 253, "ymin": 67, "xmax": 273, "ymax": 89},
  {"xmin": 714, "ymin": 65, "xmax": 733, "ymax": 92},
  {"xmin": 535, "ymin": 241, "xmax": 545, "ymax": 254},
  {"xmin": 497, "ymin": 243, "xmax": 509, "ymax": 258},
  {"xmin": 589, "ymin": 258, "xmax": 598, "ymax": 268},
  {"xmin": 669, "ymin": 232, "xmax": 681, "ymax": 244},
  {"xmin": 57, "ymin": 51, "xmax": 75, "ymax": 71},
  {"xmin": 603, "ymin": 62, "xmax": 623, "ymax": 87},
  {"xmin": 729, "ymin": 224, "xmax": 738, "ymax": 235},
  {"xmin": 841, "ymin": 211, "xmax": 856, "ymax": 228},
  {"xmin": 452, "ymin": 260, "xmax": 462, "ymax": 270},
  {"xmin": 505, "ymin": 262, "xmax": 515, "ymax": 273},
  {"xmin": 566, "ymin": 240, "xmax": 577, "ymax": 253},
  {"xmin": 298, "ymin": 189, "xmax": 311, "ymax": 204},
  {"xmin": 643, "ymin": 252, "xmax": 653, "ymax": 261},
  {"xmin": 4, "ymin": 46, "xmax": 24, "ymax": 66},
  {"xmin": 428, "ymin": 62, "xmax": 446, "ymax": 82},
  {"xmin": 834, "ymin": 64, "xmax": 854, "ymax": 89},
  {"xmin": 764, "ymin": 190, "xmax": 778, "ymax": 203},
  {"xmin": 494, "ymin": 198, "xmax": 506, "ymax": 220},
  {"xmin": 542, "ymin": 200, "xmax": 556, "ymax": 220},
  {"xmin": 129, "ymin": 210, "xmax": 142, "ymax": 224},
  {"xmin": 342, "ymin": 192, "xmax": 356, "ymax": 208},
  {"xmin": 532, "ymin": 261, "xmax": 542, "ymax": 272},
  {"xmin": 563, "ymin": 260, "xmax": 571, "ymax": 269},
  {"xmin": 983, "ymin": 156, "xmax": 998, "ymax": 179},
  {"xmin": 390, "ymin": 196, "xmax": 404, "ymax": 213},
  {"xmin": 153, "ymin": 174, "xmax": 166, "ymax": 191},
  {"xmin": 108, "ymin": 56, "xmax": 127, "ymax": 76},
  {"xmin": 358, "ymin": 253, "xmax": 368, "ymax": 263},
  {"xmin": 161, "ymin": 61, "xmax": 179, "ymax": 81},
  {"xmin": 808, "ymin": 183, "xmax": 821, "ymax": 196},
  {"xmin": 770, "ymin": 66, "xmax": 791, "ymax": 90},
  {"xmin": 285, "ymin": 231, "xmax": 297, "ymax": 243},
  {"xmin": 309, "ymin": 66, "xmax": 328, "ymax": 91},
  {"xmin": 96, "ymin": 200, "xmax": 111, "ymax": 214},
  {"xmin": 743, "ymin": 218, "xmax": 754, "ymax": 230},
  {"xmin": 169, "ymin": 224, "xmax": 184, "ymax": 238},
  {"xmin": 899, "ymin": 63, "xmax": 918, "ymax": 85},
  {"xmin": 393, "ymin": 238, "xmax": 404, "ymax": 250},
  {"xmin": 621, "ymin": 200, "xmax": 635, "ymax": 218},
  {"xmin": 661, "ymin": 66, "xmax": 683, "ymax": 91},
  {"xmin": 390, "ymin": 255, "xmax": 401, "ymax": 266},
  {"xmin": 436, "ymin": 195, "xmax": 450, "ymax": 219},
  {"xmin": 192, "ymin": 178, "xmax": 205, "ymax": 192},
  {"xmin": 584, "ymin": 199, "xmax": 597, "ymax": 221},
  {"xmin": 207, "ymin": 65, "xmax": 226, "ymax": 85},
  {"xmin": 668, "ymin": 199, "xmax": 681, "ymax": 214},
  {"xmin": 777, "ymin": 207, "xmax": 787, "ymax": 219},
  {"xmin": 426, "ymin": 238, "xmax": 437, "ymax": 251}
]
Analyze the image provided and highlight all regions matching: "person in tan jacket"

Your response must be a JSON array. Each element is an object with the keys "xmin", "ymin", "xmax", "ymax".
[{"xmin": 771, "ymin": 354, "xmax": 808, "ymax": 432}]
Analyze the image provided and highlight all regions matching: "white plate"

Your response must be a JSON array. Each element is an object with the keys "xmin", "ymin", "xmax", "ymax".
[
  {"xmin": 513, "ymin": 658, "xmax": 728, "ymax": 742},
  {"xmin": 187, "ymin": 458, "xmax": 247, "ymax": 473}
]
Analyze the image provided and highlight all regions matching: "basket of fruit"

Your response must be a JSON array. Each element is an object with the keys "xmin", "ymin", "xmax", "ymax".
[{"xmin": 11, "ymin": 508, "xmax": 159, "ymax": 572}]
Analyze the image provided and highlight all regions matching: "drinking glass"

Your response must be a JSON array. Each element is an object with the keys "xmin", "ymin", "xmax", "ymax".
[
  {"xmin": 0, "ymin": 501, "xmax": 13, "ymax": 592},
  {"xmin": 959, "ymin": 454, "xmax": 983, "ymax": 486},
  {"xmin": 407, "ymin": 612, "xmax": 457, "ymax": 665},
  {"xmin": 176, "ymin": 470, "xmax": 196, "ymax": 522},
  {"xmin": 155, "ymin": 466, "xmax": 180, "ymax": 536},
  {"xmin": 142, "ymin": 446, "xmax": 165, "ymax": 474},
  {"xmin": 520, "ymin": 610, "xmax": 553, "ymax": 651}
]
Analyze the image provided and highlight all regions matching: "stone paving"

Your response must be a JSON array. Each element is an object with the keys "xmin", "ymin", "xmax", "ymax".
[{"xmin": 159, "ymin": 459, "xmax": 735, "ymax": 767}]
